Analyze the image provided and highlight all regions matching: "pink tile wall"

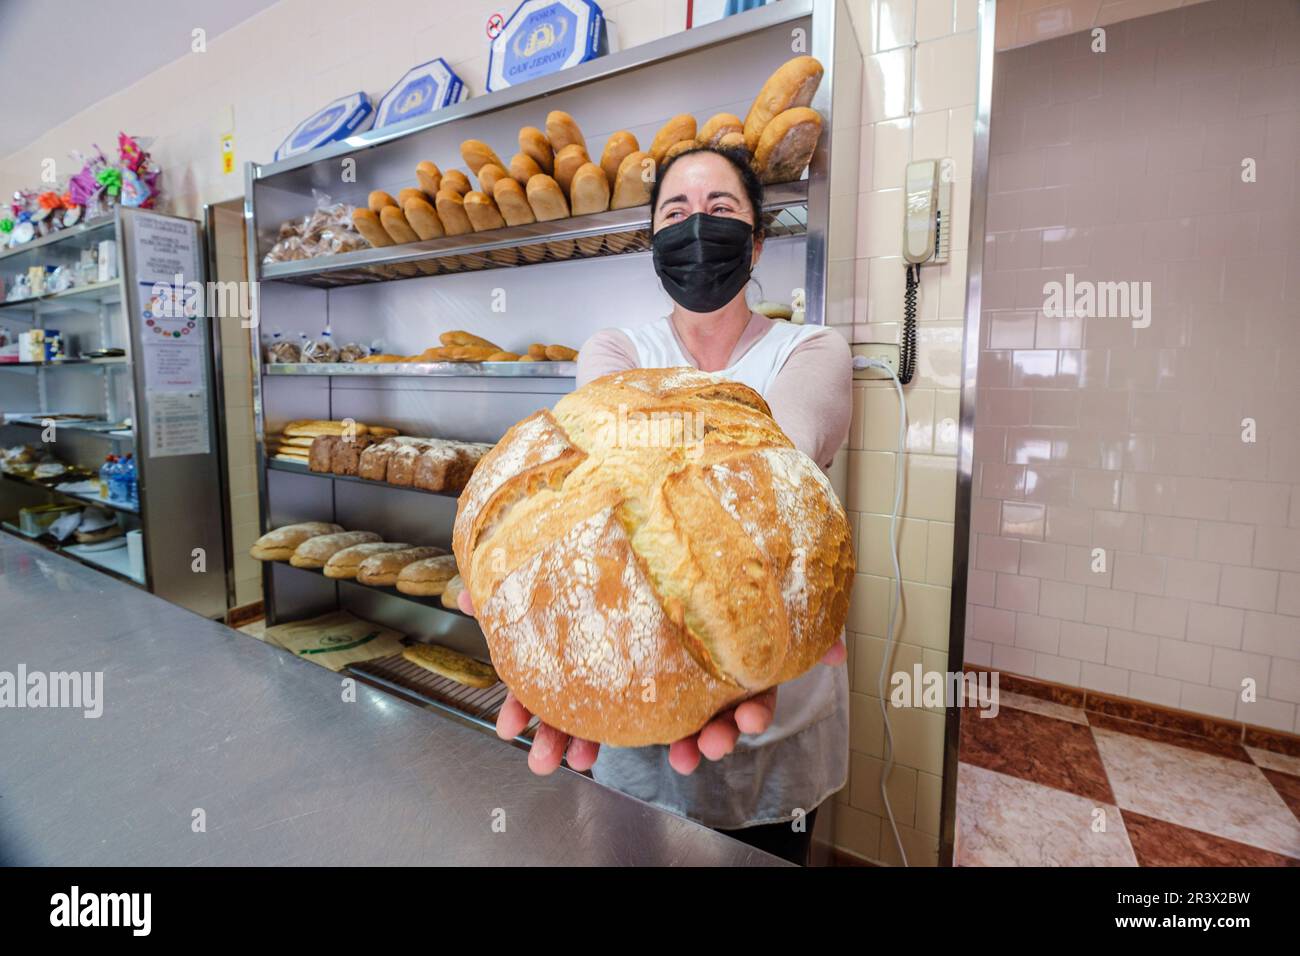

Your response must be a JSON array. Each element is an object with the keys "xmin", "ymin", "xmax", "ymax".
[{"xmin": 968, "ymin": 0, "xmax": 1300, "ymax": 733}]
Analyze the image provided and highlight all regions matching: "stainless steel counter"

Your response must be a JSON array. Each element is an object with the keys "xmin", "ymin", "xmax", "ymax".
[{"xmin": 0, "ymin": 535, "xmax": 784, "ymax": 866}]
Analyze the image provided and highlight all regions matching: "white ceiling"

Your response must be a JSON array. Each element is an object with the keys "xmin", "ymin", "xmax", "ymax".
[{"xmin": 0, "ymin": 0, "xmax": 279, "ymax": 158}]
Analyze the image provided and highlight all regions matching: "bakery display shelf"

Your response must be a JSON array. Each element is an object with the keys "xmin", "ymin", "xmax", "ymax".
[
  {"xmin": 1, "ymin": 471, "xmax": 139, "ymax": 515},
  {"xmin": 0, "ymin": 215, "xmax": 115, "ymax": 262},
  {"xmin": 264, "ymin": 360, "xmax": 577, "ymax": 378},
  {"xmin": 265, "ymin": 457, "xmax": 461, "ymax": 499},
  {"xmin": 0, "ymin": 523, "xmax": 144, "ymax": 589},
  {"xmin": 0, "ymin": 356, "xmax": 129, "ymax": 371},
  {"xmin": 5, "ymin": 417, "xmax": 134, "ymax": 442},
  {"xmin": 260, "ymin": 181, "xmax": 809, "ymax": 289},
  {"xmin": 0, "ymin": 279, "xmax": 123, "ymax": 313},
  {"xmin": 283, "ymin": 561, "xmax": 474, "ymax": 619},
  {"xmin": 348, "ymin": 652, "xmax": 539, "ymax": 744}
]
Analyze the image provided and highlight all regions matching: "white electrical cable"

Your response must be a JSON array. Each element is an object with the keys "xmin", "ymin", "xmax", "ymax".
[{"xmin": 853, "ymin": 355, "xmax": 909, "ymax": 867}]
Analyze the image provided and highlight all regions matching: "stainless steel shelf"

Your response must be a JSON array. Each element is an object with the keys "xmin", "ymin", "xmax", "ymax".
[
  {"xmin": 0, "ymin": 523, "xmax": 144, "ymax": 588},
  {"xmin": 266, "ymin": 456, "xmax": 461, "ymax": 499},
  {"xmin": 0, "ymin": 356, "xmax": 129, "ymax": 370},
  {"xmin": 281, "ymin": 560, "xmax": 473, "ymax": 619},
  {"xmin": 259, "ymin": 181, "xmax": 809, "ymax": 288},
  {"xmin": 1, "ymin": 470, "xmax": 139, "ymax": 515},
  {"xmin": 4, "ymin": 417, "xmax": 134, "ymax": 442},
  {"xmin": 0, "ymin": 216, "xmax": 115, "ymax": 262},
  {"xmin": 264, "ymin": 359, "xmax": 577, "ymax": 378},
  {"xmin": 0, "ymin": 279, "xmax": 122, "ymax": 312}
]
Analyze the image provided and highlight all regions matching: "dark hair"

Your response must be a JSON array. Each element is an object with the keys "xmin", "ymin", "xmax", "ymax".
[{"xmin": 649, "ymin": 144, "xmax": 767, "ymax": 240}]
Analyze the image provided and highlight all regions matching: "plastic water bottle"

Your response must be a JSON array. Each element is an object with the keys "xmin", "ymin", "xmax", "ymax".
[
  {"xmin": 99, "ymin": 455, "xmax": 116, "ymax": 500},
  {"xmin": 107, "ymin": 456, "xmax": 128, "ymax": 504},
  {"xmin": 121, "ymin": 454, "xmax": 138, "ymax": 508}
]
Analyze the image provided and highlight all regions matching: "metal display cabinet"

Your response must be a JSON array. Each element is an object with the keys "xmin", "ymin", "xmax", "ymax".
[
  {"xmin": 0, "ymin": 207, "xmax": 229, "ymax": 618},
  {"xmin": 245, "ymin": 0, "xmax": 861, "ymax": 729}
]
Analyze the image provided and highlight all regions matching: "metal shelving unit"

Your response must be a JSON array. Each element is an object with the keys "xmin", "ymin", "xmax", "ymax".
[
  {"xmin": 245, "ymin": 0, "xmax": 861, "ymax": 728},
  {"xmin": 0, "ymin": 207, "xmax": 229, "ymax": 616}
]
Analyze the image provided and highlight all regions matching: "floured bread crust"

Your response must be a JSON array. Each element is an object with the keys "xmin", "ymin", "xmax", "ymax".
[{"xmin": 452, "ymin": 367, "xmax": 854, "ymax": 745}]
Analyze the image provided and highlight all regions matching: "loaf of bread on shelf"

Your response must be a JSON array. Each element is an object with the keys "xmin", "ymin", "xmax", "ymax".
[
  {"xmin": 610, "ymin": 151, "xmax": 654, "ymax": 210},
  {"xmin": 698, "ymin": 113, "xmax": 744, "ymax": 147},
  {"xmin": 368, "ymin": 190, "xmax": 398, "ymax": 212},
  {"xmin": 416, "ymin": 161, "xmax": 442, "ymax": 196},
  {"xmin": 743, "ymin": 55, "xmax": 824, "ymax": 153},
  {"xmin": 358, "ymin": 437, "xmax": 403, "ymax": 481},
  {"xmin": 650, "ymin": 114, "xmax": 697, "ymax": 167},
  {"xmin": 309, "ymin": 436, "xmax": 337, "ymax": 472},
  {"xmin": 394, "ymin": 556, "xmax": 460, "ymax": 597},
  {"xmin": 476, "ymin": 163, "xmax": 509, "ymax": 195},
  {"xmin": 553, "ymin": 143, "xmax": 591, "ymax": 197},
  {"xmin": 413, "ymin": 440, "xmax": 493, "ymax": 493},
  {"xmin": 290, "ymin": 530, "xmax": 382, "ymax": 568},
  {"xmin": 440, "ymin": 331, "xmax": 501, "ymax": 351},
  {"xmin": 356, "ymin": 546, "xmax": 448, "ymax": 586},
  {"xmin": 544, "ymin": 345, "xmax": 578, "ymax": 361},
  {"xmin": 387, "ymin": 439, "xmax": 436, "ymax": 486},
  {"xmin": 250, "ymin": 522, "xmax": 344, "ymax": 561},
  {"xmin": 753, "ymin": 107, "xmax": 823, "ymax": 184},
  {"xmin": 404, "ymin": 197, "xmax": 445, "ymax": 240},
  {"xmin": 461, "ymin": 139, "xmax": 505, "ymax": 176},
  {"xmin": 441, "ymin": 574, "xmax": 465, "ymax": 610},
  {"xmin": 284, "ymin": 420, "xmax": 395, "ymax": 438},
  {"xmin": 525, "ymin": 174, "xmax": 569, "ymax": 221},
  {"xmin": 544, "ymin": 111, "xmax": 585, "ymax": 154},
  {"xmin": 518, "ymin": 126, "xmax": 554, "ymax": 175},
  {"xmin": 400, "ymin": 641, "xmax": 497, "ymax": 687},
  {"xmin": 441, "ymin": 169, "xmax": 472, "ymax": 195},
  {"xmin": 451, "ymin": 367, "xmax": 854, "ymax": 746},
  {"xmin": 599, "ymin": 131, "xmax": 639, "ymax": 189},
  {"xmin": 330, "ymin": 434, "xmax": 380, "ymax": 476},
  {"xmin": 324, "ymin": 541, "xmax": 415, "ymax": 579}
]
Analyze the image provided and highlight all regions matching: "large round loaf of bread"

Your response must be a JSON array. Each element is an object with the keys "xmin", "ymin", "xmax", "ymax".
[{"xmin": 452, "ymin": 367, "xmax": 854, "ymax": 746}]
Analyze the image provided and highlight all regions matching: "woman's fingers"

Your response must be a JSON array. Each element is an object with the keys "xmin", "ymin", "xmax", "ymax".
[
  {"xmin": 564, "ymin": 736, "xmax": 601, "ymax": 772},
  {"xmin": 733, "ymin": 687, "xmax": 778, "ymax": 735},
  {"xmin": 457, "ymin": 588, "xmax": 476, "ymax": 616},
  {"xmin": 668, "ymin": 735, "xmax": 703, "ymax": 775},
  {"xmin": 820, "ymin": 637, "xmax": 847, "ymax": 667},
  {"xmin": 697, "ymin": 711, "xmax": 742, "ymax": 761},
  {"xmin": 528, "ymin": 722, "xmax": 570, "ymax": 775},
  {"xmin": 495, "ymin": 691, "xmax": 532, "ymax": 740}
]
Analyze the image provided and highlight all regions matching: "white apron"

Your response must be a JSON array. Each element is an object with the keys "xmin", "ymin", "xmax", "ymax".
[{"xmin": 590, "ymin": 316, "xmax": 851, "ymax": 829}]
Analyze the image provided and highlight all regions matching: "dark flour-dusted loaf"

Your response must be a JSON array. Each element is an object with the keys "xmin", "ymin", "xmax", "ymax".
[{"xmin": 452, "ymin": 367, "xmax": 854, "ymax": 746}]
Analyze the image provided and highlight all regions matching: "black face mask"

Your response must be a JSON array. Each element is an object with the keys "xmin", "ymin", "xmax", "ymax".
[{"xmin": 651, "ymin": 212, "xmax": 754, "ymax": 313}]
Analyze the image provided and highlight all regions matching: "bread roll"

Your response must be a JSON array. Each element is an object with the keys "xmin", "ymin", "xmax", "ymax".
[
  {"xmin": 357, "ymin": 546, "xmax": 448, "ymax": 586},
  {"xmin": 544, "ymin": 345, "xmax": 577, "ymax": 361},
  {"xmin": 508, "ymin": 151, "xmax": 544, "ymax": 188},
  {"xmin": 463, "ymin": 191, "xmax": 507, "ymax": 231},
  {"xmin": 476, "ymin": 163, "xmax": 509, "ymax": 194},
  {"xmin": 518, "ymin": 126, "xmax": 554, "ymax": 175},
  {"xmin": 599, "ymin": 131, "xmax": 640, "ymax": 190},
  {"xmin": 394, "ymin": 556, "xmax": 460, "ymax": 597},
  {"xmin": 397, "ymin": 187, "xmax": 427, "ymax": 207},
  {"xmin": 352, "ymin": 208, "xmax": 394, "ymax": 247},
  {"xmin": 610, "ymin": 150, "xmax": 654, "ymax": 210},
  {"xmin": 441, "ymin": 169, "xmax": 472, "ymax": 196},
  {"xmin": 569, "ymin": 161, "xmax": 611, "ymax": 255},
  {"xmin": 718, "ymin": 131, "xmax": 747, "ymax": 151},
  {"xmin": 324, "ymin": 541, "xmax": 414, "ymax": 579},
  {"xmin": 527, "ymin": 343, "xmax": 548, "ymax": 360},
  {"xmin": 752, "ymin": 107, "xmax": 823, "ymax": 184},
  {"xmin": 663, "ymin": 139, "xmax": 697, "ymax": 165},
  {"xmin": 250, "ymin": 522, "xmax": 344, "ymax": 561},
  {"xmin": 451, "ymin": 368, "xmax": 854, "ymax": 746},
  {"xmin": 290, "ymin": 530, "xmax": 382, "ymax": 568},
  {"xmin": 436, "ymin": 190, "xmax": 473, "ymax": 235},
  {"xmin": 403, "ymin": 197, "xmax": 445, "ymax": 240},
  {"xmin": 368, "ymin": 190, "xmax": 398, "ymax": 212},
  {"xmin": 486, "ymin": 351, "xmax": 520, "ymax": 361},
  {"xmin": 544, "ymin": 111, "xmax": 585, "ymax": 154},
  {"xmin": 495, "ymin": 179, "xmax": 547, "ymax": 264},
  {"xmin": 460, "ymin": 139, "xmax": 505, "ymax": 175},
  {"xmin": 379, "ymin": 205, "xmax": 420, "ymax": 244},
  {"xmin": 400, "ymin": 641, "xmax": 497, "ymax": 687},
  {"xmin": 743, "ymin": 55, "xmax": 824, "ymax": 153},
  {"xmin": 698, "ymin": 112, "xmax": 744, "ymax": 147},
  {"xmin": 525, "ymin": 174, "xmax": 569, "ymax": 221},
  {"xmin": 416, "ymin": 161, "xmax": 442, "ymax": 197},
  {"xmin": 553, "ymin": 143, "xmax": 590, "ymax": 197},
  {"xmin": 440, "ymin": 331, "xmax": 501, "ymax": 350},
  {"xmin": 650, "ymin": 114, "xmax": 697, "ymax": 167}
]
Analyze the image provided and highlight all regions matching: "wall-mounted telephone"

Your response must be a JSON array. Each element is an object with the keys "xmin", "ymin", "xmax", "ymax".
[{"xmin": 898, "ymin": 159, "xmax": 952, "ymax": 384}]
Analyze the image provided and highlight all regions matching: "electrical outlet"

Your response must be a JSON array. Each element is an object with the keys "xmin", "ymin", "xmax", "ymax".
[{"xmin": 851, "ymin": 343, "xmax": 900, "ymax": 380}]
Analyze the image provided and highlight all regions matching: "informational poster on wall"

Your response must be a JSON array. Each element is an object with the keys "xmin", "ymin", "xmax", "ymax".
[{"xmin": 129, "ymin": 212, "xmax": 212, "ymax": 458}]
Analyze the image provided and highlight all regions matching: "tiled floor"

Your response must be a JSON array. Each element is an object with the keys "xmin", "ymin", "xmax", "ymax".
[{"xmin": 956, "ymin": 693, "xmax": 1300, "ymax": 867}]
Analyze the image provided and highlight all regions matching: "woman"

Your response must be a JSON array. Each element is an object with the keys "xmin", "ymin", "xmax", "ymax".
[{"xmin": 461, "ymin": 146, "xmax": 853, "ymax": 865}]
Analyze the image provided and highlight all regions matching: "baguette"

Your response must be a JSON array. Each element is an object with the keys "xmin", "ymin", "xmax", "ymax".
[
  {"xmin": 610, "ymin": 150, "xmax": 654, "ymax": 209},
  {"xmin": 460, "ymin": 139, "xmax": 505, "ymax": 175},
  {"xmin": 570, "ymin": 162, "xmax": 611, "ymax": 255},
  {"xmin": 284, "ymin": 420, "xmax": 378, "ymax": 438},
  {"xmin": 394, "ymin": 557, "xmax": 460, "ymax": 597},
  {"xmin": 379, "ymin": 205, "xmax": 421, "ymax": 244},
  {"xmin": 436, "ymin": 190, "xmax": 474, "ymax": 235},
  {"xmin": 441, "ymin": 169, "xmax": 472, "ymax": 196},
  {"xmin": 517, "ymin": 126, "xmax": 554, "ymax": 175},
  {"xmin": 463, "ymin": 191, "xmax": 507, "ymax": 231},
  {"xmin": 356, "ymin": 546, "xmax": 448, "ymax": 586},
  {"xmin": 476, "ymin": 163, "xmax": 509, "ymax": 194},
  {"xmin": 400, "ymin": 641, "xmax": 497, "ymax": 687},
  {"xmin": 351, "ymin": 208, "xmax": 394, "ymax": 247},
  {"xmin": 525, "ymin": 174, "xmax": 569, "ymax": 221},
  {"xmin": 416, "ymin": 161, "xmax": 442, "ymax": 197},
  {"xmin": 440, "ymin": 331, "xmax": 501, "ymax": 350},
  {"xmin": 323, "ymin": 541, "xmax": 415, "ymax": 579},
  {"xmin": 553, "ymin": 143, "xmax": 590, "ymax": 198},
  {"xmin": 599, "ymin": 131, "xmax": 640, "ymax": 190},
  {"xmin": 403, "ymin": 197, "xmax": 445, "ymax": 240},
  {"xmin": 397, "ymin": 187, "xmax": 427, "ymax": 207},
  {"xmin": 249, "ymin": 522, "xmax": 344, "ymax": 561},
  {"xmin": 368, "ymin": 190, "xmax": 398, "ymax": 212},
  {"xmin": 743, "ymin": 55, "xmax": 824, "ymax": 153},
  {"xmin": 545, "ymin": 111, "xmax": 586, "ymax": 154},
  {"xmin": 290, "ymin": 530, "xmax": 382, "ymax": 569}
]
